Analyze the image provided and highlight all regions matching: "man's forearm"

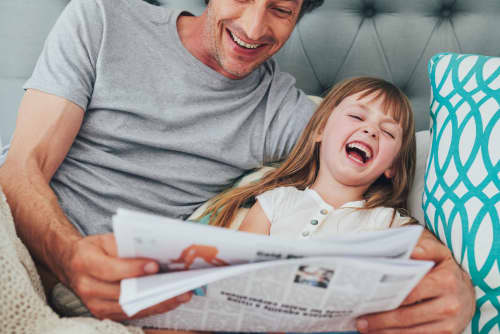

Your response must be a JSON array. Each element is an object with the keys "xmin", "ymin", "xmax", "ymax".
[{"xmin": 0, "ymin": 159, "xmax": 82, "ymax": 285}]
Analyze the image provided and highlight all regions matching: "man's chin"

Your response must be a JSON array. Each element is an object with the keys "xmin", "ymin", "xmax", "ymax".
[
  {"xmin": 220, "ymin": 66, "xmax": 254, "ymax": 79},
  {"xmin": 219, "ymin": 59, "xmax": 261, "ymax": 79}
]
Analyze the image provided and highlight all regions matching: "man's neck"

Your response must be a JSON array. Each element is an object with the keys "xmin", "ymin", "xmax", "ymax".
[{"xmin": 176, "ymin": 13, "xmax": 223, "ymax": 76}]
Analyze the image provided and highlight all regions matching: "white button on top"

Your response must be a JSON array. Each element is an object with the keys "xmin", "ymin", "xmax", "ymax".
[{"xmin": 320, "ymin": 209, "xmax": 328, "ymax": 215}]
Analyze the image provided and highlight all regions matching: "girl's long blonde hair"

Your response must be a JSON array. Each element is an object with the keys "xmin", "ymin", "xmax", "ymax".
[{"xmin": 205, "ymin": 77, "xmax": 416, "ymax": 228}]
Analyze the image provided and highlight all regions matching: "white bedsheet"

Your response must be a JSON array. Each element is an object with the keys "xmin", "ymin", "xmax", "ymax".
[{"xmin": 0, "ymin": 140, "xmax": 8, "ymax": 166}]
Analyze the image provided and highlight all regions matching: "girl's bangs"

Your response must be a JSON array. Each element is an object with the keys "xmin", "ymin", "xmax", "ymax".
[{"xmin": 357, "ymin": 86, "xmax": 412, "ymax": 132}]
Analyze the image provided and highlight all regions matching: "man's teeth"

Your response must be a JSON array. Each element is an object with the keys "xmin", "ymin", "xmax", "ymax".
[
  {"xmin": 230, "ymin": 31, "xmax": 260, "ymax": 49},
  {"xmin": 347, "ymin": 142, "xmax": 372, "ymax": 160}
]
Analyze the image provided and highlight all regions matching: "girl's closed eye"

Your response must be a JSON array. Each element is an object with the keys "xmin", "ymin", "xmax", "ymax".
[
  {"xmin": 383, "ymin": 129, "xmax": 395, "ymax": 139},
  {"xmin": 349, "ymin": 114, "xmax": 362, "ymax": 120}
]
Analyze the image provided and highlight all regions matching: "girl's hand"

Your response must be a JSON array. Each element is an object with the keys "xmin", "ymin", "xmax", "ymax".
[{"xmin": 355, "ymin": 229, "xmax": 475, "ymax": 333}]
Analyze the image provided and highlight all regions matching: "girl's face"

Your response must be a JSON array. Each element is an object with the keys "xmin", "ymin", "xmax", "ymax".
[{"xmin": 315, "ymin": 91, "xmax": 403, "ymax": 193}]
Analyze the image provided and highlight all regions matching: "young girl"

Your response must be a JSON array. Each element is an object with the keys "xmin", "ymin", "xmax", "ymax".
[{"xmin": 204, "ymin": 77, "xmax": 417, "ymax": 237}]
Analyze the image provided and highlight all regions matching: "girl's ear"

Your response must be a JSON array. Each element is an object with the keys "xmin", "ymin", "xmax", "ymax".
[
  {"xmin": 313, "ymin": 130, "xmax": 323, "ymax": 143},
  {"xmin": 384, "ymin": 166, "xmax": 396, "ymax": 179}
]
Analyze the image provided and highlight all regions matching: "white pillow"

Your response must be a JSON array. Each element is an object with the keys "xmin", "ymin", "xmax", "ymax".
[
  {"xmin": 0, "ymin": 140, "xmax": 8, "ymax": 167},
  {"xmin": 408, "ymin": 130, "xmax": 431, "ymax": 224}
]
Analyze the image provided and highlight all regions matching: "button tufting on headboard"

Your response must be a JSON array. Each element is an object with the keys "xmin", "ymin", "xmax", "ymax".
[
  {"xmin": 440, "ymin": 5, "xmax": 453, "ymax": 18},
  {"xmin": 363, "ymin": 6, "xmax": 376, "ymax": 18}
]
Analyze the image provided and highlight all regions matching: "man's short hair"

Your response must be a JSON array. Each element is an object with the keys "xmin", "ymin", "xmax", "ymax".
[{"xmin": 203, "ymin": 0, "xmax": 324, "ymax": 21}]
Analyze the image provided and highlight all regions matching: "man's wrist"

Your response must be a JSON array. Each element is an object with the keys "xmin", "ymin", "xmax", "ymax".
[{"xmin": 43, "ymin": 223, "xmax": 82, "ymax": 285}]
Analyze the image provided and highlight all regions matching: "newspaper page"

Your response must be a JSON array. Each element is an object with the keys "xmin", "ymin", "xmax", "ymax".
[{"xmin": 113, "ymin": 209, "xmax": 433, "ymax": 332}]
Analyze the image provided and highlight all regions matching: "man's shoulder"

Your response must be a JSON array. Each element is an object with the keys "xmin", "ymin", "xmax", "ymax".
[
  {"xmin": 69, "ymin": 0, "xmax": 178, "ymax": 23},
  {"xmin": 261, "ymin": 57, "xmax": 294, "ymax": 81}
]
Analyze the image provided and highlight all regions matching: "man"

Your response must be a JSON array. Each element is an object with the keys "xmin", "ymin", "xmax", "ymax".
[{"xmin": 0, "ymin": 0, "xmax": 475, "ymax": 333}]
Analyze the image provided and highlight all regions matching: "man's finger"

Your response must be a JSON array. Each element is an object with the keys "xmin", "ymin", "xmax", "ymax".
[
  {"xmin": 400, "ymin": 270, "xmax": 447, "ymax": 305},
  {"xmin": 359, "ymin": 320, "xmax": 458, "ymax": 334},
  {"xmin": 77, "ymin": 235, "xmax": 159, "ymax": 282},
  {"xmin": 357, "ymin": 297, "xmax": 448, "ymax": 332},
  {"xmin": 85, "ymin": 298, "xmax": 128, "ymax": 320},
  {"xmin": 95, "ymin": 233, "xmax": 160, "ymax": 279},
  {"xmin": 130, "ymin": 293, "xmax": 193, "ymax": 319},
  {"xmin": 86, "ymin": 251, "xmax": 159, "ymax": 282},
  {"xmin": 411, "ymin": 230, "xmax": 451, "ymax": 262},
  {"xmin": 71, "ymin": 276, "xmax": 121, "ymax": 300},
  {"xmin": 85, "ymin": 293, "xmax": 191, "ymax": 321},
  {"xmin": 97, "ymin": 233, "xmax": 120, "ymax": 257}
]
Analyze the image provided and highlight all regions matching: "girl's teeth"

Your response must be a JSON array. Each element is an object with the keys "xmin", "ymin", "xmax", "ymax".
[{"xmin": 347, "ymin": 143, "xmax": 372, "ymax": 159}]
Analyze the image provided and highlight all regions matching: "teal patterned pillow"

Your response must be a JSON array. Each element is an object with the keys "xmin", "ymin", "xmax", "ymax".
[{"xmin": 424, "ymin": 53, "xmax": 500, "ymax": 334}]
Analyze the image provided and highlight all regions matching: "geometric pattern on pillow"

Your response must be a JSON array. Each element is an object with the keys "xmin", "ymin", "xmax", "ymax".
[{"xmin": 424, "ymin": 52, "xmax": 500, "ymax": 334}]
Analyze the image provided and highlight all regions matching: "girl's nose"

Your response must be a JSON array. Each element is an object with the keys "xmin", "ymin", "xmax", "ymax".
[{"xmin": 363, "ymin": 129, "xmax": 377, "ymax": 138}]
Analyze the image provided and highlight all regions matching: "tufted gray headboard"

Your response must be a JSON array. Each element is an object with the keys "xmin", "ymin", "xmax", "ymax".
[{"xmin": 2, "ymin": 0, "xmax": 500, "ymax": 144}]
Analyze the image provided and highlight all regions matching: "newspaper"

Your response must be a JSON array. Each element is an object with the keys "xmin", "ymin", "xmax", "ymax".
[{"xmin": 113, "ymin": 208, "xmax": 433, "ymax": 332}]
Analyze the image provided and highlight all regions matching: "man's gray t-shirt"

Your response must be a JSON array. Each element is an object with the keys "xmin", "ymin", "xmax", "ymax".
[{"xmin": 24, "ymin": 0, "xmax": 316, "ymax": 235}]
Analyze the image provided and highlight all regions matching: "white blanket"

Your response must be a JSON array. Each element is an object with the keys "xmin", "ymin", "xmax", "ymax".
[{"xmin": 0, "ymin": 187, "xmax": 143, "ymax": 334}]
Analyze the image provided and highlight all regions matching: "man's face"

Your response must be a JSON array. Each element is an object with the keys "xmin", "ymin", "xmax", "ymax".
[{"xmin": 204, "ymin": 0, "xmax": 302, "ymax": 79}]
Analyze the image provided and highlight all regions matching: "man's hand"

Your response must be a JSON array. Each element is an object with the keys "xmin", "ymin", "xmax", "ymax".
[
  {"xmin": 144, "ymin": 330, "xmax": 210, "ymax": 334},
  {"xmin": 61, "ymin": 233, "xmax": 192, "ymax": 321},
  {"xmin": 356, "ymin": 229, "xmax": 475, "ymax": 333}
]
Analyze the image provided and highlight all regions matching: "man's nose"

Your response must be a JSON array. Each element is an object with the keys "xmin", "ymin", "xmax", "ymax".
[{"xmin": 241, "ymin": 5, "xmax": 268, "ymax": 41}]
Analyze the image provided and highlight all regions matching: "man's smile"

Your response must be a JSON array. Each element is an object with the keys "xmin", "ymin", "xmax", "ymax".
[{"xmin": 228, "ymin": 29, "xmax": 264, "ymax": 49}]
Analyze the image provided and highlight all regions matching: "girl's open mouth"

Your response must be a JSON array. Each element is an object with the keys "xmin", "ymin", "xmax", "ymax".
[{"xmin": 346, "ymin": 141, "xmax": 373, "ymax": 164}]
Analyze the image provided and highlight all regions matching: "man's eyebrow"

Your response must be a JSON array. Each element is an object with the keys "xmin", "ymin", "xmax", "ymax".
[{"xmin": 279, "ymin": 0, "xmax": 300, "ymax": 6}]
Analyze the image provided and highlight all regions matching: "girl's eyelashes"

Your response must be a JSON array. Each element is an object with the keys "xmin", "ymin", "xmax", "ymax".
[
  {"xmin": 348, "ymin": 113, "xmax": 398, "ymax": 139},
  {"xmin": 383, "ymin": 130, "xmax": 395, "ymax": 139}
]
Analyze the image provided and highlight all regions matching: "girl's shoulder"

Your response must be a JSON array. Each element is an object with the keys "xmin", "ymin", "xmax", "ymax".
[
  {"xmin": 257, "ymin": 186, "xmax": 307, "ymax": 208},
  {"xmin": 256, "ymin": 186, "xmax": 306, "ymax": 224},
  {"xmin": 260, "ymin": 186, "xmax": 304, "ymax": 196},
  {"xmin": 366, "ymin": 206, "xmax": 413, "ymax": 228}
]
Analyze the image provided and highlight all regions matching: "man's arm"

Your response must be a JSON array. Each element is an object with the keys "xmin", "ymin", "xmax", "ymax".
[
  {"xmin": 356, "ymin": 229, "xmax": 475, "ymax": 334},
  {"xmin": 0, "ymin": 89, "xmax": 191, "ymax": 321}
]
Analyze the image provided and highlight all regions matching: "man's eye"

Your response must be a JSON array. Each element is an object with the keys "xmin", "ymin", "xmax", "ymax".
[{"xmin": 273, "ymin": 7, "xmax": 293, "ymax": 17}]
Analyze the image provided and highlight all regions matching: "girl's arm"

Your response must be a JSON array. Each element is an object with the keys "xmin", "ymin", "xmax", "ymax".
[{"xmin": 238, "ymin": 202, "xmax": 272, "ymax": 235}]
